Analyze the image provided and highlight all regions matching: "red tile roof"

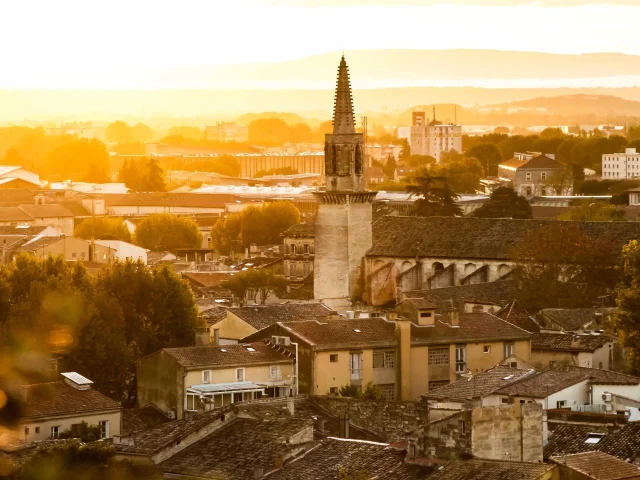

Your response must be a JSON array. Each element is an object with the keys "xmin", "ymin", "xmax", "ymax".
[{"xmin": 161, "ymin": 342, "xmax": 294, "ymax": 368}]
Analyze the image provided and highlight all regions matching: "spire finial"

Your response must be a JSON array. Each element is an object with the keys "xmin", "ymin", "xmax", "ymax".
[{"xmin": 332, "ymin": 55, "xmax": 356, "ymax": 135}]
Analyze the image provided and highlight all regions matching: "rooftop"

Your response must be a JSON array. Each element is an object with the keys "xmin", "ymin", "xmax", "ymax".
[
  {"xmin": 403, "ymin": 281, "xmax": 519, "ymax": 313},
  {"xmin": 104, "ymin": 192, "xmax": 239, "ymax": 209},
  {"xmin": 21, "ymin": 380, "xmax": 120, "ymax": 420},
  {"xmin": 161, "ymin": 342, "xmax": 294, "ymax": 368},
  {"xmin": 122, "ymin": 405, "xmax": 170, "ymax": 435},
  {"xmin": 496, "ymin": 366, "xmax": 640, "ymax": 399},
  {"xmin": 427, "ymin": 458, "xmax": 556, "ymax": 480},
  {"xmin": 282, "ymin": 220, "xmax": 315, "ymax": 237},
  {"xmin": 495, "ymin": 300, "xmax": 540, "ymax": 333},
  {"xmin": 224, "ymin": 303, "xmax": 334, "ymax": 331},
  {"xmin": 551, "ymin": 451, "xmax": 640, "ymax": 480},
  {"xmin": 368, "ymin": 217, "xmax": 640, "ymax": 260},
  {"xmin": 422, "ymin": 365, "xmax": 535, "ymax": 402},
  {"xmin": 538, "ymin": 308, "xmax": 616, "ymax": 332},
  {"xmin": 499, "ymin": 154, "xmax": 564, "ymax": 171},
  {"xmin": 531, "ymin": 333, "xmax": 613, "ymax": 352},
  {"xmin": 17, "ymin": 204, "xmax": 74, "ymax": 218},
  {"xmin": 410, "ymin": 312, "xmax": 531, "ymax": 345}
]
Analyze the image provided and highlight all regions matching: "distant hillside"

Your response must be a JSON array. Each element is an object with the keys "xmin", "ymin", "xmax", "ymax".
[{"xmin": 487, "ymin": 95, "xmax": 640, "ymax": 117}]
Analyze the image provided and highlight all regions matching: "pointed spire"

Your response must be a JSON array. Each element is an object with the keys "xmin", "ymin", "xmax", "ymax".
[{"xmin": 332, "ymin": 56, "xmax": 356, "ymax": 135}]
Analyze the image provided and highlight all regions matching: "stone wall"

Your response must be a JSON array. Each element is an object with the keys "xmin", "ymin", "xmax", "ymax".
[{"xmin": 308, "ymin": 396, "xmax": 429, "ymax": 442}]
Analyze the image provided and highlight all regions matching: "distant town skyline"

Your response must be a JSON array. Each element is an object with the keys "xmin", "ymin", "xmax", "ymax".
[{"xmin": 1, "ymin": 0, "xmax": 640, "ymax": 89}]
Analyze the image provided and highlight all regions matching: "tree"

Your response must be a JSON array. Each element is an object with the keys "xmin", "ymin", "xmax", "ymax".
[
  {"xmin": 406, "ymin": 170, "xmax": 462, "ymax": 217},
  {"xmin": 405, "ymin": 154, "xmax": 436, "ymax": 169},
  {"xmin": 211, "ymin": 214, "xmax": 242, "ymax": 256},
  {"xmin": 166, "ymin": 126, "xmax": 203, "ymax": 140},
  {"xmin": 106, "ymin": 121, "xmax": 134, "ymax": 143},
  {"xmin": 118, "ymin": 158, "xmax": 145, "ymax": 191},
  {"xmin": 4, "ymin": 146, "xmax": 24, "ymax": 165},
  {"xmin": 440, "ymin": 150, "xmax": 464, "ymax": 164},
  {"xmin": 432, "ymin": 156, "xmax": 484, "ymax": 193},
  {"xmin": 382, "ymin": 154, "xmax": 397, "ymax": 179},
  {"xmin": 262, "ymin": 201, "xmax": 300, "ymax": 244},
  {"xmin": 399, "ymin": 138, "xmax": 410, "ymax": 160},
  {"xmin": 544, "ymin": 169, "xmax": 573, "ymax": 195},
  {"xmin": 472, "ymin": 187, "xmax": 532, "ymax": 219},
  {"xmin": 142, "ymin": 157, "xmax": 166, "ymax": 192},
  {"xmin": 540, "ymin": 127, "xmax": 565, "ymax": 139},
  {"xmin": 221, "ymin": 269, "xmax": 286, "ymax": 305},
  {"xmin": 465, "ymin": 143, "xmax": 503, "ymax": 176},
  {"xmin": 248, "ymin": 118, "xmax": 290, "ymax": 146},
  {"xmin": 510, "ymin": 223, "xmax": 618, "ymax": 312},
  {"xmin": 47, "ymin": 138, "xmax": 110, "ymax": 182},
  {"xmin": 134, "ymin": 214, "xmax": 202, "ymax": 251},
  {"xmin": 74, "ymin": 217, "xmax": 132, "ymax": 242},
  {"xmin": 614, "ymin": 240, "xmax": 640, "ymax": 374},
  {"xmin": 558, "ymin": 202, "xmax": 626, "ymax": 222}
]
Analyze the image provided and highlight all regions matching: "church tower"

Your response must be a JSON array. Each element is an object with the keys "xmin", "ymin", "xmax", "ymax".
[{"xmin": 314, "ymin": 56, "xmax": 377, "ymax": 309}]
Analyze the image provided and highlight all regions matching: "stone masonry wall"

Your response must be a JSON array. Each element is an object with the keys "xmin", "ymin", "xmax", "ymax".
[{"xmin": 308, "ymin": 396, "xmax": 429, "ymax": 442}]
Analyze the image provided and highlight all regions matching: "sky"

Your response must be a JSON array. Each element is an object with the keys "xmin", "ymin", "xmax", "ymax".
[{"xmin": 2, "ymin": 0, "xmax": 640, "ymax": 89}]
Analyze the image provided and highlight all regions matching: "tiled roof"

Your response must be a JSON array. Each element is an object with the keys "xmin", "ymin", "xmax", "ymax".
[
  {"xmin": 544, "ymin": 423, "xmax": 640, "ymax": 462},
  {"xmin": 122, "ymin": 406, "xmax": 170, "ymax": 435},
  {"xmin": 58, "ymin": 201, "xmax": 93, "ymax": 217},
  {"xmin": 499, "ymin": 157, "xmax": 528, "ymax": 169},
  {"xmin": 0, "ymin": 206, "xmax": 32, "ymax": 222},
  {"xmin": 201, "ymin": 306, "xmax": 229, "ymax": 325},
  {"xmin": 0, "ymin": 188, "xmax": 37, "ymax": 206},
  {"xmin": 282, "ymin": 221, "xmax": 315, "ymax": 237},
  {"xmin": 21, "ymin": 381, "xmax": 120, "ymax": 420},
  {"xmin": 403, "ymin": 298, "xmax": 437, "ymax": 310},
  {"xmin": 161, "ymin": 342, "xmax": 293, "ymax": 368},
  {"xmin": 496, "ymin": 366, "xmax": 640, "ymax": 399},
  {"xmin": 427, "ymin": 459, "xmax": 555, "ymax": 480},
  {"xmin": 18, "ymin": 204, "xmax": 74, "ymax": 218},
  {"xmin": 368, "ymin": 217, "xmax": 640, "ymax": 259},
  {"xmin": 531, "ymin": 333, "xmax": 612, "ymax": 352},
  {"xmin": 275, "ymin": 318, "xmax": 397, "ymax": 349},
  {"xmin": 13, "ymin": 236, "xmax": 67, "ymax": 253},
  {"xmin": 403, "ymin": 281, "xmax": 519, "ymax": 313},
  {"xmin": 158, "ymin": 417, "xmax": 313, "ymax": 479},
  {"xmin": 522, "ymin": 154, "xmax": 565, "ymax": 170},
  {"xmin": 423, "ymin": 365, "xmax": 535, "ymax": 402},
  {"xmin": 267, "ymin": 438, "xmax": 430, "ymax": 480},
  {"xmin": 0, "ymin": 225, "xmax": 49, "ymax": 236},
  {"xmin": 182, "ymin": 272, "xmax": 233, "ymax": 287},
  {"xmin": 538, "ymin": 308, "xmax": 616, "ymax": 332},
  {"xmin": 227, "ymin": 303, "xmax": 333, "ymax": 331},
  {"xmin": 105, "ymin": 192, "xmax": 238, "ymax": 208},
  {"xmin": 410, "ymin": 312, "xmax": 531, "ymax": 345},
  {"xmin": 551, "ymin": 451, "xmax": 640, "ymax": 480},
  {"xmin": 495, "ymin": 300, "xmax": 541, "ymax": 333}
]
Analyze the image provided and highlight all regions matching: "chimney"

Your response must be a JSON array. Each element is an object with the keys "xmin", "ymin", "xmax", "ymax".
[
  {"xmin": 447, "ymin": 307, "xmax": 459, "ymax": 327},
  {"xmin": 253, "ymin": 466, "xmax": 264, "ymax": 479},
  {"xmin": 214, "ymin": 328, "xmax": 220, "ymax": 346},
  {"xmin": 274, "ymin": 454, "xmax": 284, "ymax": 469},
  {"xmin": 195, "ymin": 327, "xmax": 211, "ymax": 346},
  {"xmin": 339, "ymin": 413, "xmax": 350, "ymax": 439},
  {"xmin": 416, "ymin": 308, "xmax": 436, "ymax": 326},
  {"xmin": 396, "ymin": 319, "xmax": 412, "ymax": 401},
  {"xmin": 287, "ymin": 394, "xmax": 295, "ymax": 416},
  {"xmin": 316, "ymin": 417, "xmax": 326, "ymax": 433}
]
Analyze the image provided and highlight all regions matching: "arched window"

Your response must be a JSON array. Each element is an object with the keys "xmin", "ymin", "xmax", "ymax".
[
  {"xmin": 432, "ymin": 262, "xmax": 444, "ymax": 276},
  {"xmin": 464, "ymin": 263, "xmax": 476, "ymax": 275},
  {"xmin": 331, "ymin": 145, "xmax": 338, "ymax": 174},
  {"xmin": 401, "ymin": 261, "xmax": 413, "ymax": 273},
  {"xmin": 497, "ymin": 264, "xmax": 510, "ymax": 278}
]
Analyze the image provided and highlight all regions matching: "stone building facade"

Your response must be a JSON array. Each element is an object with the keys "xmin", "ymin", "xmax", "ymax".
[{"xmin": 314, "ymin": 56, "xmax": 376, "ymax": 309}]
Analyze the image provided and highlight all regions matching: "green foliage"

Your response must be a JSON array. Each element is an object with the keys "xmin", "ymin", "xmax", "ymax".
[
  {"xmin": 74, "ymin": 217, "xmax": 132, "ymax": 242},
  {"xmin": 166, "ymin": 126, "xmax": 203, "ymax": 140},
  {"xmin": 220, "ymin": 269, "xmax": 287, "ymax": 305},
  {"xmin": 362, "ymin": 382, "xmax": 383, "ymax": 401},
  {"xmin": 406, "ymin": 170, "xmax": 462, "ymax": 217},
  {"xmin": 465, "ymin": 142, "xmax": 503, "ymax": 176},
  {"xmin": 58, "ymin": 422, "xmax": 102, "ymax": 442},
  {"xmin": 558, "ymin": 201, "xmax": 626, "ymax": 222},
  {"xmin": 510, "ymin": 223, "xmax": 618, "ymax": 312},
  {"xmin": 15, "ymin": 442, "xmax": 162, "ymax": 480},
  {"xmin": 118, "ymin": 157, "xmax": 166, "ymax": 192},
  {"xmin": 105, "ymin": 121, "xmax": 154, "ymax": 144},
  {"xmin": 472, "ymin": 187, "xmax": 532, "ymax": 219},
  {"xmin": 399, "ymin": 138, "xmax": 410, "ymax": 160},
  {"xmin": 614, "ymin": 240, "xmax": 640, "ymax": 374},
  {"xmin": 382, "ymin": 155, "xmax": 397, "ymax": 179},
  {"xmin": 432, "ymin": 156, "xmax": 484, "ymax": 193},
  {"xmin": 134, "ymin": 214, "xmax": 202, "ymax": 251},
  {"xmin": 405, "ymin": 154, "xmax": 436, "ymax": 169},
  {"xmin": 49, "ymin": 137, "xmax": 111, "ymax": 183},
  {"xmin": 211, "ymin": 202, "xmax": 300, "ymax": 254},
  {"xmin": 338, "ymin": 384, "xmax": 361, "ymax": 398}
]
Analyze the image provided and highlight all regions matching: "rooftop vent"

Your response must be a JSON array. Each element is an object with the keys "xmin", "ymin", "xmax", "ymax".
[{"xmin": 61, "ymin": 372, "xmax": 93, "ymax": 390}]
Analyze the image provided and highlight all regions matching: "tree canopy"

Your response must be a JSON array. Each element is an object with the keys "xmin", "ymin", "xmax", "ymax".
[
  {"xmin": 465, "ymin": 142, "xmax": 503, "ymax": 176},
  {"xmin": 74, "ymin": 217, "xmax": 132, "ymax": 242},
  {"xmin": 220, "ymin": 269, "xmax": 286, "ymax": 305},
  {"xmin": 558, "ymin": 201, "xmax": 626, "ymax": 222},
  {"xmin": 431, "ymin": 156, "xmax": 484, "ymax": 193},
  {"xmin": 406, "ymin": 170, "xmax": 462, "ymax": 217},
  {"xmin": 118, "ymin": 157, "xmax": 166, "ymax": 192},
  {"xmin": 134, "ymin": 214, "xmax": 202, "ymax": 251},
  {"xmin": 472, "ymin": 187, "xmax": 532, "ymax": 219},
  {"xmin": 614, "ymin": 240, "xmax": 640, "ymax": 375}
]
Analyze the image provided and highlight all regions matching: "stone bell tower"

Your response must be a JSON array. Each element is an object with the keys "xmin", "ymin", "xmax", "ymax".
[{"xmin": 314, "ymin": 56, "xmax": 377, "ymax": 309}]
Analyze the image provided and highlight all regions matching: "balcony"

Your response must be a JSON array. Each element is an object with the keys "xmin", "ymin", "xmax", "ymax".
[{"xmin": 269, "ymin": 372, "xmax": 282, "ymax": 381}]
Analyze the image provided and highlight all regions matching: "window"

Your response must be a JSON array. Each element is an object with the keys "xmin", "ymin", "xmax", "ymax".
[
  {"xmin": 80, "ymin": 252, "xmax": 86, "ymax": 259},
  {"xmin": 420, "ymin": 312, "xmax": 432, "ymax": 318},
  {"xmin": 186, "ymin": 394, "xmax": 197, "ymax": 411},
  {"xmin": 24, "ymin": 427, "xmax": 29, "ymax": 436},
  {"xmin": 270, "ymin": 365, "xmax": 281, "ymax": 380},
  {"xmin": 289, "ymin": 263, "xmax": 297, "ymax": 277},
  {"xmin": 329, "ymin": 387, "xmax": 338, "ymax": 394},
  {"xmin": 428, "ymin": 346, "xmax": 449, "ymax": 365},
  {"xmin": 51, "ymin": 426, "xmax": 60, "ymax": 439},
  {"xmin": 35, "ymin": 427, "xmax": 40, "ymax": 434},
  {"xmin": 71, "ymin": 252, "xmax": 76, "ymax": 258},
  {"xmin": 501, "ymin": 397, "xmax": 510, "ymax": 404},
  {"xmin": 373, "ymin": 351, "xmax": 395, "ymax": 369},
  {"xmin": 504, "ymin": 342, "xmax": 515, "ymax": 358},
  {"xmin": 303, "ymin": 244, "xmax": 309, "ymax": 254},
  {"xmin": 483, "ymin": 345, "xmax": 491, "ymax": 354},
  {"xmin": 584, "ymin": 433, "xmax": 605, "ymax": 444},
  {"xmin": 290, "ymin": 244, "xmax": 296, "ymax": 254},
  {"xmin": 303, "ymin": 262, "xmax": 311, "ymax": 276},
  {"xmin": 540, "ymin": 172, "xmax": 547, "ymax": 180},
  {"xmin": 458, "ymin": 420, "xmax": 466, "ymax": 434},
  {"xmin": 556, "ymin": 400, "xmax": 567, "ymax": 408},
  {"xmin": 236, "ymin": 368, "xmax": 245, "ymax": 382},
  {"xmin": 330, "ymin": 354, "xmax": 338, "ymax": 363},
  {"xmin": 202, "ymin": 370, "xmax": 211, "ymax": 384},
  {"xmin": 98, "ymin": 420, "xmax": 109, "ymax": 439},
  {"xmin": 455, "ymin": 345, "xmax": 466, "ymax": 373},
  {"xmin": 525, "ymin": 172, "xmax": 532, "ymax": 181},
  {"xmin": 350, "ymin": 353, "xmax": 362, "ymax": 380},
  {"xmin": 379, "ymin": 384, "xmax": 396, "ymax": 401}
]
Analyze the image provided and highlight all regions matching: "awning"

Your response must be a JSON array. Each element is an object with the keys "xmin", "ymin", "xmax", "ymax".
[{"xmin": 187, "ymin": 381, "xmax": 264, "ymax": 395}]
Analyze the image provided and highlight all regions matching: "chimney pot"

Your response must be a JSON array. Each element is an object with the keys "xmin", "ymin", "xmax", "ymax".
[
  {"xmin": 447, "ymin": 308, "xmax": 459, "ymax": 326},
  {"xmin": 287, "ymin": 394, "xmax": 295, "ymax": 416},
  {"xmin": 316, "ymin": 417, "xmax": 326, "ymax": 433},
  {"xmin": 214, "ymin": 328, "xmax": 220, "ymax": 346},
  {"xmin": 339, "ymin": 413, "xmax": 350, "ymax": 439}
]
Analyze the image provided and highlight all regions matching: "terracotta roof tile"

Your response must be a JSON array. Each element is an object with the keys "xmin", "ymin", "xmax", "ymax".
[
  {"xmin": 162, "ymin": 342, "xmax": 294, "ymax": 368},
  {"xmin": 21, "ymin": 381, "xmax": 120, "ymax": 420},
  {"xmin": 227, "ymin": 303, "xmax": 334, "ymax": 331},
  {"xmin": 122, "ymin": 406, "xmax": 170, "ymax": 435},
  {"xmin": 368, "ymin": 217, "xmax": 640, "ymax": 260},
  {"xmin": 276, "ymin": 318, "xmax": 397, "ymax": 349},
  {"xmin": 403, "ymin": 281, "xmax": 519, "ymax": 313},
  {"xmin": 544, "ymin": 423, "xmax": 640, "ymax": 462},
  {"xmin": 551, "ymin": 451, "xmax": 640, "ymax": 480},
  {"xmin": 532, "ymin": 333, "xmax": 613, "ymax": 352},
  {"xmin": 538, "ymin": 308, "xmax": 616, "ymax": 332},
  {"xmin": 427, "ymin": 458, "xmax": 556, "ymax": 480},
  {"xmin": 105, "ymin": 192, "xmax": 238, "ymax": 208}
]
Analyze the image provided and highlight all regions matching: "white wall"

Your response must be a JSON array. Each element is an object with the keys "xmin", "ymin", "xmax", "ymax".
[{"xmin": 94, "ymin": 240, "xmax": 148, "ymax": 264}]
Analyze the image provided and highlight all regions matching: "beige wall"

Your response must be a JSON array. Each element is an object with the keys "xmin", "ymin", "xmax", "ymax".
[
  {"xmin": 208, "ymin": 312, "xmax": 257, "ymax": 341},
  {"xmin": 184, "ymin": 363, "xmax": 294, "ymax": 389},
  {"xmin": 410, "ymin": 346, "xmax": 429, "ymax": 399},
  {"xmin": 22, "ymin": 410, "xmax": 121, "ymax": 442},
  {"xmin": 313, "ymin": 349, "xmax": 388, "ymax": 395},
  {"xmin": 32, "ymin": 217, "xmax": 74, "ymax": 236}
]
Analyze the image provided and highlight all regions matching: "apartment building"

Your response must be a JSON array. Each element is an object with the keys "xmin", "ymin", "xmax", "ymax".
[
  {"xmin": 602, "ymin": 148, "xmax": 640, "ymax": 179},
  {"xmin": 407, "ymin": 111, "xmax": 462, "ymax": 163}
]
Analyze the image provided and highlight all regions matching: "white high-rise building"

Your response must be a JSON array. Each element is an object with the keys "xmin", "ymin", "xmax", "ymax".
[
  {"xmin": 602, "ymin": 148, "xmax": 640, "ymax": 179},
  {"xmin": 407, "ymin": 110, "xmax": 462, "ymax": 163}
]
